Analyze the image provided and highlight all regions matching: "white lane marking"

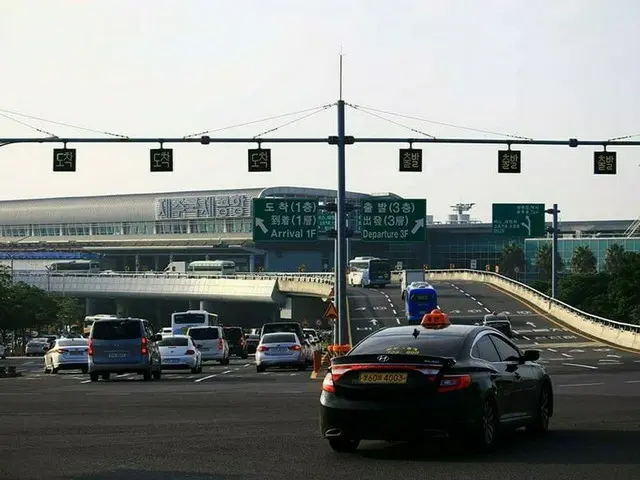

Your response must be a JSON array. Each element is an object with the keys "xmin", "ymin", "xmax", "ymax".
[
  {"xmin": 606, "ymin": 354, "xmax": 622, "ymax": 358},
  {"xmin": 194, "ymin": 374, "xmax": 218, "ymax": 383},
  {"xmin": 484, "ymin": 307, "xmax": 491, "ymax": 313},
  {"xmin": 243, "ymin": 364, "xmax": 250, "ymax": 367},
  {"xmin": 522, "ymin": 336, "xmax": 531, "ymax": 341},
  {"xmin": 353, "ymin": 307, "xmax": 366, "ymax": 311},
  {"xmin": 465, "ymin": 293, "xmax": 470, "ymax": 297},
  {"xmin": 558, "ymin": 382, "xmax": 603, "ymax": 387},
  {"xmin": 392, "ymin": 309, "xmax": 397, "ymax": 315},
  {"xmin": 568, "ymin": 349, "xmax": 585, "ymax": 353},
  {"xmin": 561, "ymin": 363, "xmax": 597, "ymax": 370},
  {"xmin": 561, "ymin": 353, "xmax": 572, "ymax": 358},
  {"xmin": 470, "ymin": 296, "xmax": 476, "ymax": 301},
  {"xmin": 624, "ymin": 380, "xmax": 640, "ymax": 384},
  {"xmin": 547, "ymin": 348, "xmax": 557, "ymax": 353},
  {"xmin": 526, "ymin": 322, "xmax": 537, "ymax": 328},
  {"xmin": 80, "ymin": 379, "xmax": 92, "ymax": 384},
  {"xmin": 222, "ymin": 370, "xmax": 232, "ymax": 375},
  {"xmin": 396, "ymin": 318, "xmax": 401, "ymax": 325}
]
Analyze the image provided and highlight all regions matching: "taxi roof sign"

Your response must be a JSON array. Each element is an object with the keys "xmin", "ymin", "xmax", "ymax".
[{"xmin": 420, "ymin": 309, "xmax": 451, "ymax": 329}]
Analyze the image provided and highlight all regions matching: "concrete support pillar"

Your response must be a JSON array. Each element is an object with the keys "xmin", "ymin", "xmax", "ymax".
[
  {"xmin": 199, "ymin": 300, "xmax": 213, "ymax": 312},
  {"xmin": 135, "ymin": 254, "xmax": 140, "ymax": 272},
  {"xmin": 154, "ymin": 256, "xmax": 160, "ymax": 272},
  {"xmin": 116, "ymin": 299, "xmax": 129, "ymax": 318},
  {"xmin": 188, "ymin": 300, "xmax": 199, "ymax": 310},
  {"xmin": 249, "ymin": 254, "xmax": 255, "ymax": 273},
  {"xmin": 85, "ymin": 298, "xmax": 97, "ymax": 316}
]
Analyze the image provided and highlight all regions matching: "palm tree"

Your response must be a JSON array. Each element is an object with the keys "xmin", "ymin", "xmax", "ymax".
[
  {"xmin": 499, "ymin": 242, "xmax": 525, "ymax": 278},
  {"xmin": 605, "ymin": 243, "xmax": 625, "ymax": 273},
  {"xmin": 535, "ymin": 243, "xmax": 564, "ymax": 280},
  {"xmin": 570, "ymin": 245, "xmax": 597, "ymax": 274}
]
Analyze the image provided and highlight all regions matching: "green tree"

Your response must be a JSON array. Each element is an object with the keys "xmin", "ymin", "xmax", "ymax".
[
  {"xmin": 535, "ymin": 243, "xmax": 564, "ymax": 280},
  {"xmin": 606, "ymin": 252, "xmax": 640, "ymax": 323},
  {"xmin": 558, "ymin": 273, "xmax": 612, "ymax": 315},
  {"xmin": 570, "ymin": 245, "xmax": 598, "ymax": 274},
  {"xmin": 604, "ymin": 243, "xmax": 626, "ymax": 273},
  {"xmin": 498, "ymin": 242, "xmax": 525, "ymax": 279},
  {"xmin": 55, "ymin": 296, "xmax": 84, "ymax": 330}
]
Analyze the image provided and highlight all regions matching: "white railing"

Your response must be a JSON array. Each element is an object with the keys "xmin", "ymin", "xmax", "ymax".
[
  {"xmin": 422, "ymin": 269, "xmax": 640, "ymax": 334},
  {"xmin": 18, "ymin": 270, "xmax": 334, "ymax": 283}
]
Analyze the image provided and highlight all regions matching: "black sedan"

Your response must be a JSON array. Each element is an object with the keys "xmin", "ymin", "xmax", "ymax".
[{"xmin": 319, "ymin": 322, "xmax": 552, "ymax": 453}]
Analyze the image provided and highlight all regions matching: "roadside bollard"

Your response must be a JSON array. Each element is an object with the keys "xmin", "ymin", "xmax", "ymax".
[{"xmin": 313, "ymin": 350, "xmax": 322, "ymax": 373}]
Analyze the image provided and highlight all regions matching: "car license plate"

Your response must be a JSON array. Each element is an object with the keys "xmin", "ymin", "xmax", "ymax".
[
  {"xmin": 108, "ymin": 353, "xmax": 127, "ymax": 359},
  {"xmin": 69, "ymin": 351, "xmax": 83, "ymax": 356},
  {"xmin": 164, "ymin": 358, "xmax": 179, "ymax": 363},
  {"xmin": 199, "ymin": 347, "xmax": 209, "ymax": 351},
  {"xmin": 270, "ymin": 348, "xmax": 287, "ymax": 353},
  {"xmin": 358, "ymin": 372, "xmax": 408, "ymax": 384}
]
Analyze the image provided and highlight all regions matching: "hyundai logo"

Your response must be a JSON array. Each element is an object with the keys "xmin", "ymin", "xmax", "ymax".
[{"xmin": 377, "ymin": 355, "xmax": 390, "ymax": 362}]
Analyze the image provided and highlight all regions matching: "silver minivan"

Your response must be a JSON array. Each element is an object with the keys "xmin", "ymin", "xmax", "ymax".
[
  {"xmin": 186, "ymin": 326, "xmax": 230, "ymax": 364},
  {"xmin": 88, "ymin": 318, "xmax": 162, "ymax": 382}
]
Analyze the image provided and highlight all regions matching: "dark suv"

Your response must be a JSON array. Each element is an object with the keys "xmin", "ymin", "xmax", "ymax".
[
  {"xmin": 223, "ymin": 326, "xmax": 248, "ymax": 359},
  {"xmin": 88, "ymin": 317, "xmax": 162, "ymax": 382},
  {"xmin": 481, "ymin": 312, "xmax": 514, "ymax": 338}
]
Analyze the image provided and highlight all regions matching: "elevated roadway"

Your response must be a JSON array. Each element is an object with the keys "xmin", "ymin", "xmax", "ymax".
[
  {"xmin": 347, "ymin": 281, "xmax": 640, "ymax": 375},
  {"xmin": 12, "ymin": 270, "xmax": 333, "ymax": 303}
]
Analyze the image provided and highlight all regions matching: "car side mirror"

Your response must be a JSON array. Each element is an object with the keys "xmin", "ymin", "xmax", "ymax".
[
  {"xmin": 153, "ymin": 334, "xmax": 163, "ymax": 342},
  {"xmin": 521, "ymin": 349, "xmax": 540, "ymax": 362}
]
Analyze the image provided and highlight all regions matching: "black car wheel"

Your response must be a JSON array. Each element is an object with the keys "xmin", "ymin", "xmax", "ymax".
[
  {"xmin": 328, "ymin": 437, "xmax": 360, "ymax": 453},
  {"xmin": 472, "ymin": 399, "xmax": 498, "ymax": 451},
  {"xmin": 526, "ymin": 384, "xmax": 551, "ymax": 435}
]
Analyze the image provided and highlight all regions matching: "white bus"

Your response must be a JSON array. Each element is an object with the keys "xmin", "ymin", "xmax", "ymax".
[
  {"xmin": 348, "ymin": 256, "xmax": 391, "ymax": 288},
  {"xmin": 171, "ymin": 310, "xmax": 219, "ymax": 335},
  {"xmin": 188, "ymin": 260, "xmax": 236, "ymax": 276},
  {"xmin": 82, "ymin": 314, "xmax": 118, "ymax": 336},
  {"xmin": 48, "ymin": 260, "xmax": 101, "ymax": 274}
]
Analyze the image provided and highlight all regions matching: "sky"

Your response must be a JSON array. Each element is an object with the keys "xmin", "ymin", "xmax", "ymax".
[{"xmin": 0, "ymin": 0, "xmax": 639, "ymax": 223}]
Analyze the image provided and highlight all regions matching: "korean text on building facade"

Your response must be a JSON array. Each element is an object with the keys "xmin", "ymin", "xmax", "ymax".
[{"xmin": 155, "ymin": 194, "xmax": 253, "ymax": 220}]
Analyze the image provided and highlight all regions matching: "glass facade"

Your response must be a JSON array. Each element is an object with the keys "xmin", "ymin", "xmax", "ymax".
[{"xmin": 524, "ymin": 237, "xmax": 640, "ymax": 281}]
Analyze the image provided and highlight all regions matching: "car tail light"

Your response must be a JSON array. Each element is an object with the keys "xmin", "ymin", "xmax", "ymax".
[
  {"xmin": 185, "ymin": 349, "xmax": 195, "ymax": 355},
  {"xmin": 217, "ymin": 338, "xmax": 224, "ymax": 350},
  {"xmin": 88, "ymin": 339, "xmax": 93, "ymax": 356},
  {"xmin": 322, "ymin": 372, "xmax": 335, "ymax": 393},
  {"xmin": 289, "ymin": 345, "xmax": 301, "ymax": 351},
  {"xmin": 58, "ymin": 349, "xmax": 68, "ymax": 354},
  {"xmin": 437, "ymin": 374, "xmax": 472, "ymax": 393},
  {"xmin": 141, "ymin": 337, "xmax": 148, "ymax": 355},
  {"xmin": 240, "ymin": 337, "xmax": 245, "ymax": 346},
  {"xmin": 257, "ymin": 346, "xmax": 269, "ymax": 352}
]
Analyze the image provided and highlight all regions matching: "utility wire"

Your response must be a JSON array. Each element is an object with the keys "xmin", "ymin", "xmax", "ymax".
[
  {"xmin": 347, "ymin": 103, "xmax": 435, "ymax": 138},
  {"xmin": 0, "ymin": 107, "xmax": 129, "ymax": 138},
  {"xmin": 253, "ymin": 104, "xmax": 334, "ymax": 138},
  {"xmin": 350, "ymin": 103, "xmax": 533, "ymax": 140},
  {"xmin": 0, "ymin": 112, "xmax": 58, "ymax": 138},
  {"xmin": 183, "ymin": 103, "xmax": 336, "ymax": 138},
  {"xmin": 607, "ymin": 132, "xmax": 640, "ymax": 142}
]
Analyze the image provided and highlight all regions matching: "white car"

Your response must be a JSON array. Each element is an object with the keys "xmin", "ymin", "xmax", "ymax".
[
  {"xmin": 303, "ymin": 328, "xmax": 322, "ymax": 353},
  {"xmin": 255, "ymin": 332, "xmax": 307, "ymax": 373},
  {"xmin": 187, "ymin": 326, "xmax": 230, "ymax": 365},
  {"xmin": 158, "ymin": 335, "xmax": 202, "ymax": 373},
  {"xmin": 44, "ymin": 338, "xmax": 89, "ymax": 374}
]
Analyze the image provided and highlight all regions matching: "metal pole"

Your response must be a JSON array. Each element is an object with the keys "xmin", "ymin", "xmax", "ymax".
[
  {"xmin": 551, "ymin": 204, "xmax": 559, "ymax": 299},
  {"xmin": 335, "ymin": 99, "xmax": 348, "ymax": 345}
]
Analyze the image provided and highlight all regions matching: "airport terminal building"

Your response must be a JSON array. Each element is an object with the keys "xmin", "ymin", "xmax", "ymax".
[{"xmin": 0, "ymin": 186, "xmax": 637, "ymax": 282}]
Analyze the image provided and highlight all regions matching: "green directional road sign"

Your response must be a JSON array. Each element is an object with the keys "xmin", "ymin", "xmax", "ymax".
[
  {"xmin": 492, "ymin": 203, "xmax": 546, "ymax": 237},
  {"xmin": 253, "ymin": 199, "xmax": 319, "ymax": 242},
  {"xmin": 359, "ymin": 199, "xmax": 427, "ymax": 242},
  {"xmin": 317, "ymin": 210, "xmax": 361, "ymax": 234}
]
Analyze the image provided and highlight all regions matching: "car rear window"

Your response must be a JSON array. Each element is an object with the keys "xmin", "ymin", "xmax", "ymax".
[
  {"xmin": 223, "ymin": 328, "xmax": 242, "ymax": 341},
  {"xmin": 262, "ymin": 333, "xmax": 296, "ymax": 344},
  {"xmin": 262, "ymin": 324, "xmax": 301, "ymax": 336},
  {"xmin": 188, "ymin": 328, "xmax": 219, "ymax": 340},
  {"xmin": 91, "ymin": 320, "xmax": 141, "ymax": 340},
  {"xmin": 58, "ymin": 340, "xmax": 88, "ymax": 347},
  {"xmin": 158, "ymin": 337, "xmax": 189, "ymax": 347},
  {"xmin": 349, "ymin": 334, "xmax": 464, "ymax": 358}
]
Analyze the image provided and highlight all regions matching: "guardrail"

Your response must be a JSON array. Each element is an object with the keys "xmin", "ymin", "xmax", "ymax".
[
  {"xmin": 421, "ymin": 268, "xmax": 639, "ymax": 351},
  {"xmin": 17, "ymin": 270, "xmax": 334, "ymax": 283}
]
